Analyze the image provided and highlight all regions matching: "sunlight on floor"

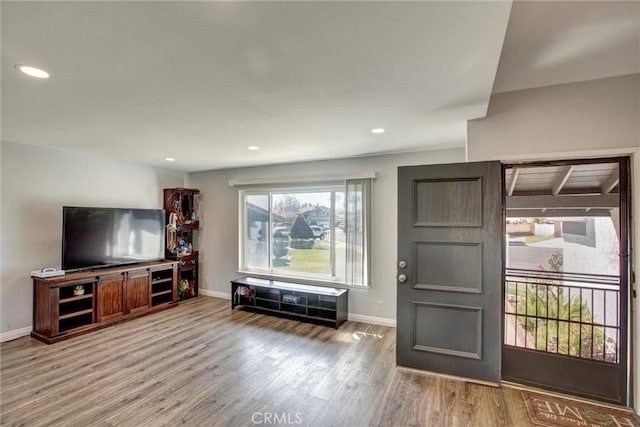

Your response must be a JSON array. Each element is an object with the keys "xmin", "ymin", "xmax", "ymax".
[{"xmin": 352, "ymin": 331, "xmax": 383, "ymax": 341}]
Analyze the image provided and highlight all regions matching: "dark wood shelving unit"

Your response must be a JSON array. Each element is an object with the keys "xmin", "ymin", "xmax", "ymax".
[
  {"xmin": 231, "ymin": 276, "xmax": 348, "ymax": 328},
  {"xmin": 32, "ymin": 260, "xmax": 178, "ymax": 344},
  {"xmin": 163, "ymin": 187, "xmax": 200, "ymax": 300}
]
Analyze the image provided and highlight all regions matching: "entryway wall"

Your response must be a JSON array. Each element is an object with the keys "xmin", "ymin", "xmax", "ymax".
[{"xmin": 467, "ymin": 73, "xmax": 640, "ymax": 412}]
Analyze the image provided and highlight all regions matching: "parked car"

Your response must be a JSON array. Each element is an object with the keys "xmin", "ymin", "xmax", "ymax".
[{"xmin": 311, "ymin": 226, "xmax": 325, "ymax": 240}]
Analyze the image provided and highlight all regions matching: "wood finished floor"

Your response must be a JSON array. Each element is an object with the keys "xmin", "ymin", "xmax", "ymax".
[{"xmin": 2, "ymin": 296, "xmax": 539, "ymax": 426}]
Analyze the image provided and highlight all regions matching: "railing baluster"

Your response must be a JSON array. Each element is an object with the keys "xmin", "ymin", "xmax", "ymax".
[
  {"xmin": 525, "ymin": 283, "xmax": 528, "ymax": 349},
  {"xmin": 604, "ymin": 290, "xmax": 607, "ymax": 327},
  {"xmin": 579, "ymin": 287, "xmax": 583, "ymax": 357},
  {"xmin": 545, "ymin": 284, "xmax": 549, "ymax": 352},
  {"xmin": 558, "ymin": 286, "xmax": 571, "ymax": 355},
  {"xmin": 616, "ymin": 291, "xmax": 619, "ymax": 363},
  {"xmin": 533, "ymin": 283, "xmax": 538, "ymax": 350},
  {"xmin": 513, "ymin": 310, "xmax": 517, "ymax": 347},
  {"xmin": 603, "ymin": 290, "xmax": 608, "ymax": 361},
  {"xmin": 590, "ymin": 288, "xmax": 594, "ymax": 359}
]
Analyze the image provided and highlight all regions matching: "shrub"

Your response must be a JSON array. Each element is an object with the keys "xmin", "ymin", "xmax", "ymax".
[
  {"xmin": 290, "ymin": 238, "xmax": 315, "ymax": 249},
  {"xmin": 273, "ymin": 237, "xmax": 289, "ymax": 258},
  {"xmin": 289, "ymin": 215, "xmax": 316, "ymax": 249},
  {"xmin": 516, "ymin": 284, "xmax": 607, "ymax": 359},
  {"xmin": 290, "ymin": 214, "xmax": 314, "ymax": 239}
]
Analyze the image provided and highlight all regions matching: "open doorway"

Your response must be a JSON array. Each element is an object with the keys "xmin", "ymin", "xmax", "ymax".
[{"xmin": 502, "ymin": 158, "xmax": 630, "ymax": 405}]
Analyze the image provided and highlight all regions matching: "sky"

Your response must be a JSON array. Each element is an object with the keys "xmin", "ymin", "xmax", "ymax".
[{"xmin": 248, "ymin": 191, "xmax": 344, "ymax": 211}]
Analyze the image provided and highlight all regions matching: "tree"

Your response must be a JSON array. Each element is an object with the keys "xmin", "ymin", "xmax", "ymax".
[
  {"xmin": 289, "ymin": 214, "xmax": 315, "ymax": 249},
  {"xmin": 275, "ymin": 195, "xmax": 300, "ymax": 224}
]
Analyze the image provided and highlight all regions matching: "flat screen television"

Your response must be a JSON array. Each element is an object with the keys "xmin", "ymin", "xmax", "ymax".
[{"xmin": 62, "ymin": 206, "xmax": 165, "ymax": 271}]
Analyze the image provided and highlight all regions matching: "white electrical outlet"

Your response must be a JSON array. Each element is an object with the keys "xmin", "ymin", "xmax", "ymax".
[{"xmin": 377, "ymin": 300, "xmax": 384, "ymax": 311}]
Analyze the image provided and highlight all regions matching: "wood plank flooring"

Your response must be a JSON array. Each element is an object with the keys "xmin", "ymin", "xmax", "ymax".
[{"xmin": 2, "ymin": 296, "xmax": 538, "ymax": 426}]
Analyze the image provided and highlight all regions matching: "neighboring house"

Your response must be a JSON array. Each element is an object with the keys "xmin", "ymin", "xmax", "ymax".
[
  {"xmin": 246, "ymin": 203, "xmax": 285, "ymax": 241},
  {"xmin": 300, "ymin": 205, "xmax": 331, "ymax": 228}
]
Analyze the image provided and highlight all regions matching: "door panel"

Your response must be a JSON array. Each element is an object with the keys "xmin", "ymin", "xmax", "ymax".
[
  {"xmin": 97, "ymin": 275, "xmax": 124, "ymax": 322},
  {"xmin": 413, "ymin": 302, "xmax": 482, "ymax": 359},
  {"xmin": 414, "ymin": 241, "xmax": 482, "ymax": 292},
  {"xmin": 124, "ymin": 271, "xmax": 151, "ymax": 315},
  {"xmin": 397, "ymin": 161, "xmax": 502, "ymax": 383},
  {"xmin": 414, "ymin": 178, "xmax": 483, "ymax": 226}
]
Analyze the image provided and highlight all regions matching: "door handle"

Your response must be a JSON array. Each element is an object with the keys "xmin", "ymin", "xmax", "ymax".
[{"xmin": 398, "ymin": 274, "xmax": 407, "ymax": 283}]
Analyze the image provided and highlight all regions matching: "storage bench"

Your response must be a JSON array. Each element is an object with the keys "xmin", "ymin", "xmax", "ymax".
[{"xmin": 230, "ymin": 276, "xmax": 348, "ymax": 328}]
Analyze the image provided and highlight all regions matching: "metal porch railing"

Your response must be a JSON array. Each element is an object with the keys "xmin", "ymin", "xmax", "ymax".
[{"xmin": 504, "ymin": 268, "xmax": 620, "ymax": 363}]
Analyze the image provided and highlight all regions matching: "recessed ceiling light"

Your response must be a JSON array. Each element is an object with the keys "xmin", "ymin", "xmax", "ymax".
[
  {"xmin": 248, "ymin": 146, "xmax": 260, "ymax": 151},
  {"xmin": 15, "ymin": 65, "xmax": 50, "ymax": 79},
  {"xmin": 165, "ymin": 157, "xmax": 176, "ymax": 162},
  {"xmin": 371, "ymin": 128, "xmax": 385, "ymax": 134}
]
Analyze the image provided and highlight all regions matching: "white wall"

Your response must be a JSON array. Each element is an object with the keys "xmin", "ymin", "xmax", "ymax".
[
  {"xmin": 468, "ymin": 74, "xmax": 640, "ymax": 410},
  {"xmin": 0, "ymin": 141, "xmax": 186, "ymax": 339},
  {"xmin": 468, "ymin": 74, "xmax": 639, "ymax": 162},
  {"xmin": 189, "ymin": 148, "xmax": 466, "ymax": 324}
]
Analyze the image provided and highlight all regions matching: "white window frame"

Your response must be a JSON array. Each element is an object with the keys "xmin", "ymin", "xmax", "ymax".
[{"xmin": 237, "ymin": 179, "xmax": 372, "ymax": 288}]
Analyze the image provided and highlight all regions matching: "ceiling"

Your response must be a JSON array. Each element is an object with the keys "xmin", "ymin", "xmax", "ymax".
[
  {"xmin": 494, "ymin": 0, "xmax": 639, "ymax": 93},
  {"xmin": 2, "ymin": 1, "xmax": 638, "ymax": 172}
]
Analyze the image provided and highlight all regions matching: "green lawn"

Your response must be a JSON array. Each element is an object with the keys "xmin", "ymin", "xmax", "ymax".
[{"xmin": 275, "ymin": 240, "xmax": 345, "ymax": 275}]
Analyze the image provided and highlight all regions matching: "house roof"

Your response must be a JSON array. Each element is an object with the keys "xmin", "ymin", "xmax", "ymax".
[
  {"xmin": 2, "ymin": 1, "xmax": 638, "ymax": 172},
  {"xmin": 247, "ymin": 202, "xmax": 284, "ymax": 224}
]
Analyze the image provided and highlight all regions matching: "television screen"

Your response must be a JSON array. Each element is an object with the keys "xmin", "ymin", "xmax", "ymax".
[{"xmin": 62, "ymin": 207, "xmax": 165, "ymax": 271}]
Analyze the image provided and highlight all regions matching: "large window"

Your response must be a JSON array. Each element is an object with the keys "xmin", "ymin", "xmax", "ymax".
[{"xmin": 239, "ymin": 179, "xmax": 370, "ymax": 287}]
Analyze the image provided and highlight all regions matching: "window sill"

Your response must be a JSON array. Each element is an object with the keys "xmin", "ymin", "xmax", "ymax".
[{"xmin": 236, "ymin": 270, "xmax": 369, "ymax": 290}]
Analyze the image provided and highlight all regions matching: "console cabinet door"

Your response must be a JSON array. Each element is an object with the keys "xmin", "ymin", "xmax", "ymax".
[
  {"xmin": 97, "ymin": 275, "xmax": 124, "ymax": 322},
  {"xmin": 124, "ymin": 271, "xmax": 151, "ymax": 315}
]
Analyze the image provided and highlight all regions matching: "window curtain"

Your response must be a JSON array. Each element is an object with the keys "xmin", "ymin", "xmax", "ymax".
[{"xmin": 345, "ymin": 178, "xmax": 371, "ymax": 286}]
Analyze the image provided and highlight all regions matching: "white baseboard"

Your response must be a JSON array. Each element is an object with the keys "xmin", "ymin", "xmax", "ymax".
[
  {"xmin": 198, "ymin": 290, "xmax": 396, "ymax": 327},
  {"xmin": 1, "ymin": 326, "xmax": 32, "ymax": 343},
  {"xmin": 348, "ymin": 313, "xmax": 396, "ymax": 328},
  {"xmin": 199, "ymin": 289, "xmax": 231, "ymax": 300},
  {"xmin": 0, "ymin": 308, "xmax": 392, "ymax": 344}
]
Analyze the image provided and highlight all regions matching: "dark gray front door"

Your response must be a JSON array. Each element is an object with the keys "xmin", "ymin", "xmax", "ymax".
[{"xmin": 397, "ymin": 161, "xmax": 503, "ymax": 383}]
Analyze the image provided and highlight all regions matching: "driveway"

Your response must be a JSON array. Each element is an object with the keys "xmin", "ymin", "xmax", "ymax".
[{"xmin": 507, "ymin": 245, "xmax": 562, "ymax": 271}]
